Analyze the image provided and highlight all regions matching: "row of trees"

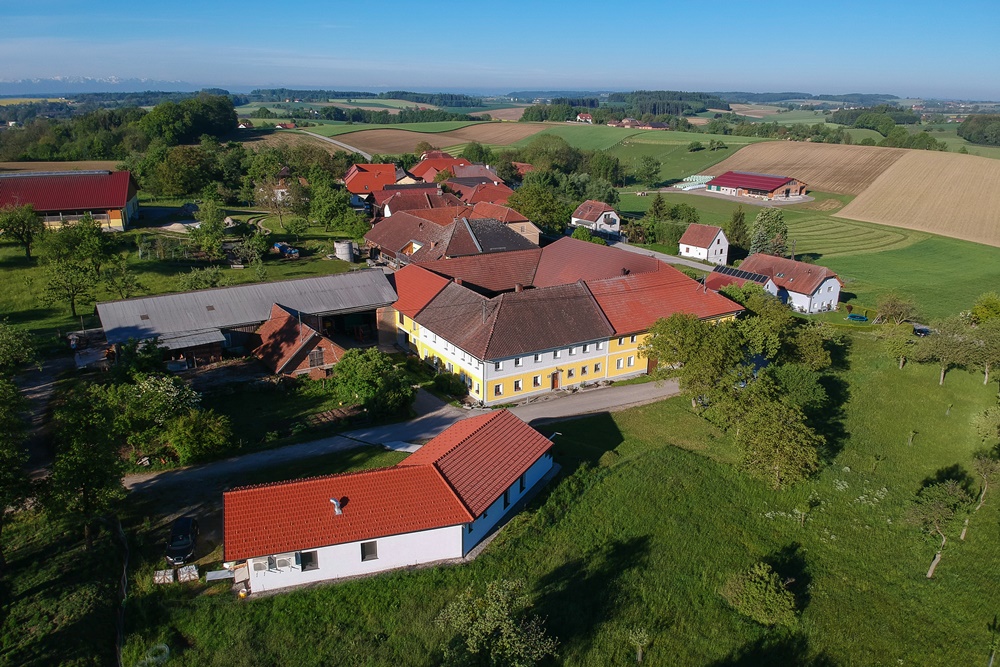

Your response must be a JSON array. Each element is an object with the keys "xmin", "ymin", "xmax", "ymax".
[{"xmin": 957, "ymin": 114, "xmax": 1000, "ymax": 146}]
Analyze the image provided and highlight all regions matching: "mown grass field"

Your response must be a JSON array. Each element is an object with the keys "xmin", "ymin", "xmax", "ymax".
[
  {"xmin": 91, "ymin": 333, "xmax": 1000, "ymax": 666},
  {"xmin": 301, "ymin": 120, "xmax": 485, "ymax": 138},
  {"xmin": 609, "ymin": 133, "xmax": 769, "ymax": 184}
]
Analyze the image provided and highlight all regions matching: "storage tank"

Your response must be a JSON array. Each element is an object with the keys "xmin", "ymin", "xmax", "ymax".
[{"xmin": 334, "ymin": 240, "xmax": 355, "ymax": 263}]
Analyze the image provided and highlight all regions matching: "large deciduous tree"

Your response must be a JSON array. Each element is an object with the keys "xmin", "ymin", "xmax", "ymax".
[
  {"xmin": 918, "ymin": 316, "xmax": 973, "ymax": 385},
  {"xmin": 635, "ymin": 155, "xmax": 662, "ymax": 187},
  {"xmin": 875, "ymin": 292, "xmax": 917, "ymax": 325},
  {"xmin": 42, "ymin": 258, "xmax": 94, "ymax": 317},
  {"xmin": 0, "ymin": 320, "xmax": 35, "ymax": 376},
  {"xmin": 506, "ymin": 184, "xmax": 573, "ymax": 235},
  {"xmin": 735, "ymin": 393, "xmax": 822, "ymax": 489},
  {"xmin": 333, "ymin": 348, "xmax": 415, "ymax": 417},
  {"xmin": 0, "ymin": 204, "xmax": 45, "ymax": 259},
  {"xmin": 906, "ymin": 480, "xmax": 971, "ymax": 578}
]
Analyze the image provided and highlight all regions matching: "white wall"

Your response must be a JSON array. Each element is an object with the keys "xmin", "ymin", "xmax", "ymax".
[
  {"xmin": 570, "ymin": 211, "xmax": 620, "ymax": 235},
  {"xmin": 462, "ymin": 453, "xmax": 553, "ymax": 554},
  {"xmin": 247, "ymin": 524, "xmax": 464, "ymax": 593},
  {"xmin": 679, "ymin": 231, "xmax": 728, "ymax": 265},
  {"xmin": 785, "ymin": 277, "xmax": 840, "ymax": 314}
]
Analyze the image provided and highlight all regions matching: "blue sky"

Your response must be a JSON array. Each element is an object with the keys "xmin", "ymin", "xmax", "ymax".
[{"xmin": 3, "ymin": 0, "xmax": 999, "ymax": 98}]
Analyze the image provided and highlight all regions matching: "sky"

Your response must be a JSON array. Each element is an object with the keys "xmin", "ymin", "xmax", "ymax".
[{"xmin": 2, "ymin": 0, "xmax": 999, "ymax": 99}]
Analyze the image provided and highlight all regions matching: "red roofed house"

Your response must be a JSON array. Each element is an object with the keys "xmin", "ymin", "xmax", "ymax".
[
  {"xmin": 576, "ymin": 113, "xmax": 593, "ymax": 124},
  {"xmin": 223, "ymin": 410, "xmax": 554, "ymax": 593},
  {"xmin": 570, "ymin": 199, "xmax": 621, "ymax": 237},
  {"xmin": 0, "ymin": 170, "xmax": 139, "ymax": 231},
  {"xmin": 705, "ymin": 171, "xmax": 807, "ymax": 201},
  {"xmin": 678, "ymin": 223, "xmax": 729, "ymax": 265},
  {"xmin": 409, "ymin": 157, "xmax": 472, "ymax": 183},
  {"xmin": 470, "ymin": 202, "xmax": 541, "ymax": 245},
  {"xmin": 253, "ymin": 304, "xmax": 347, "ymax": 378},
  {"xmin": 344, "ymin": 164, "xmax": 406, "ymax": 195},
  {"xmin": 738, "ymin": 253, "xmax": 841, "ymax": 314},
  {"xmin": 464, "ymin": 182, "xmax": 515, "ymax": 206},
  {"xmin": 512, "ymin": 161, "xmax": 534, "ymax": 178}
]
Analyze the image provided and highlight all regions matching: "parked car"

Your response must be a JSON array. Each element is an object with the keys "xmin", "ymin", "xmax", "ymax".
[
  {"xmin": 913, "ymin": 325, "xmax": 932, "ymax": 337},
  {"xmin": 165, "ymin": 516, "xmax": 199, "ymax": 566}
]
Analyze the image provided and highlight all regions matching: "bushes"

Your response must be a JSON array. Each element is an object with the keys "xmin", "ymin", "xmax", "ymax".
[
  {"xmin": 164, "ymin": 409, "xmax": 233, "ymax": 464},
  {"xmin": 720, "ymin": 561, "xmax": 798, "ymax": 627},
  {"xmin": 432, "ymin": 372, "xmax": 468, "ymax": 398}
]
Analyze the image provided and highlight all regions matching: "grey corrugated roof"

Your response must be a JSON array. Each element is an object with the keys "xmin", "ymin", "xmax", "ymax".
[
  {"xmin": 158, "ymin": 329, "xmax": 228, "ymax": 351},
  {"xmin": 97, "ymin": 270, "xmax": 396, "ymax": 346}
]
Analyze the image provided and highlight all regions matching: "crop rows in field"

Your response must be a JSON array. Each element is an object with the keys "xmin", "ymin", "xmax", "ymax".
[{"xmin": 786, "ymin": 215, "xmax": 916, "ymax": 258}]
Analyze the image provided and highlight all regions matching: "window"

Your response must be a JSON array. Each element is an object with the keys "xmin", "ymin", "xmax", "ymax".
[
  {"xmin": 432, "ymin": 333, "xmax": 437, "ymax": 343},
  {"xmin": 594, "ymin": 362, "xmax": 602, "ymax": 373},
  {"xmin": 361, "ymin": 541, "xmax": 378, "ymax": 562},
  {"xmin": 569, "ymin": 347, "xmax": 576, "ymax": 356},
  {"xmin": 534, "ymin": 353, "xmax": 542, "ymax": 363},
  {"xmin": 519, "ymin": 472, "xmax": 527, "ymax": 492},
  {"xmin": 616, "ymin": 358, "xmax": 624, "ymax": 370},
  {"xmin": 583, "ymin": 343, "xmax": 590, "ymax": 353},
  {"xmin": 627, "ymin": 356, "xmax": 635, "ymax": 367},
  {"xmin": 567, "ymin": 369, "xmax": 575, "ymax": 379},
  {"xmin": 618, "ymin": 337, "xmax": 625, "ymax": 346},
  {"xmin": 494, "ymin": 384, "xmax": 503, "ymax": 397},
  {"xmin": 474, "ymin": 382, "xmax": 480, "ymax": 394},
  {"xmin": 630, "ymin": 335, "xmax": 637, "ymax": 344},
  {"xmin": 300, "ymin": 550, "xmax": 319, "ymax": 571},
  {"xmin": 553, "ymin": 349, "xmax": 562, "ymax": 359},
  {"xmin": 308, "ymin": 349, "xmax": 324, "ymax": 368},
  {"xmin": 503, "ymin": 489, "xmax": 511, "ymax": 509},
  {"xmin": 533, "ymin": 375, "xmax": 541, "ymax": 388},
  {"xmin": 446, "ymin": 362, "xmax": 453, "ymax": 372},
  {"xmin": 581, "ymin": 365, "xmax": 588, "ymax": 376},
  {"xmin": 495, "ymin": 361, "xmax": 503, "ymax": 371},
  {"xmin": 514, "ymin": 357, "xmax": 523, "ymax": 367},
  {"xmin": 398, "ymin": 312, "xmax": 404, "ymax": 324},
  {"xmin": 597, "ymin": 341, "xmax": 604, "ymax": 350},
  {"xmin": 828, "ymin": 285, "xmax": 833, "ymax": 292},
  {"xmin": 467, "ymin": 523, "xmax": 474, "ymax": 534},
  {"xmin": 514, "ymin": 379, "xmax": 522, "ymax": 392}
]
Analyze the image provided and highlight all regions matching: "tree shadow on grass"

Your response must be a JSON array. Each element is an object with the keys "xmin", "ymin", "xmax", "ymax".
[
  {"xmin": 534, "ymin": 411, "xmax": 625, "ymax": 475},
  {"xmin": 533, "ymin": 535, "xmax": 651, "ymax": 655},
  {"xmin": 815, "ymin": 374, "xmax": 850, "ymax": 464},
  {"xmin": 921, "ymin": 463, "xmax": 976, "ymax": 496},
  {"xmin": 706, "ymin": 633, "xmax": 839, "ymax": 667},
  {"xmin": 763, "ymin": 542, "xmax": 812, "ymax": 613}
]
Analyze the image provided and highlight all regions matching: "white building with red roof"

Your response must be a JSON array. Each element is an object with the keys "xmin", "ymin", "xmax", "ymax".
[
  {"xmin": 570, "ymin": 199, "xmax": 621, "ymax": 236},
  {"xmin": 705, "ymin": 171, "xmax": 807, "ymax": 201},
  {"xmin": 678, "ymin": 223, "xmax": 728, "ymax": 265},
  {"xmin": 738, "ymin": 253, "xmax": 841, "ymax": 314},
  {"xmin": 223, "ymin": 410, "xmax": 554, "ymax": 593}
]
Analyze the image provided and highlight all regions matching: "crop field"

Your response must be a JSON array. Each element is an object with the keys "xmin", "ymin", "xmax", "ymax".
[
  {"xmin": 907, "ymin": 123, "xmax": 1000, "ymax": 160},
  {"xmin": 233, "ymin": 130, "xmax": 352, "ymax": 155},
  {"xmin": 479, "ymin": 106, "xmax": 527, "ymax": 121},
  {"xmin": 301, "ymin": 120, "xmax": 486, "ymax": 139},
  {"xmin": 837, "ymin": 150, "xmax": 1000, "ymax": 247},
  {"xmin": 610, "ymin": 141, "xmax": 743, "ymax": 184},
  {"xmin": 326, "ymin": 122, "xmax": 548, "ymax": 154},
  {"xmin": 701, "ymin": 142, "xmax": 908, "ymax": 195},
  {"xmin": 0, "ymin": 97, "xmax": 65, "ymax": 105},
  {"xmin": 0, "ymin": 160, "xmax": 119, "ymax": 173},
  {"xmin": 329, "ymin": 98, "xmax": 439, "ymax": 110}
]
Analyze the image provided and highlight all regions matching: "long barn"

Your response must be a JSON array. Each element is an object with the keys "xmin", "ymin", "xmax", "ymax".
[{"xmin": 705, "ymin": 171, "xmax": 807, "ymax": 201}]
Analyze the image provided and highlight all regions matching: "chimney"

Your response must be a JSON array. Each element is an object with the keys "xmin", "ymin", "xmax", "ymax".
[
  {"xmin": 455, "ymin": 278, "xmax": 463, "ymax": 286},
  {"xmin": 418, "ymin": 222, "xmax": 423, "ymax": 231},
  {"xmin": 330, "ymin": 498, "xmax": 343, "ymax": 516},
  {"xmin": 621, "ymin": 268, "xmax": 630, "ymax": 276},
  {"xmin": 515, "ymin": 283, "xmax": 524, "ymax": 292}
]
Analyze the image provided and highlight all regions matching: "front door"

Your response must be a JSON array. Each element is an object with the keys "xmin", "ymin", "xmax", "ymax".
[{"xmin": 550, "ymin": 371, "xmax": 559, "ymax": 390}]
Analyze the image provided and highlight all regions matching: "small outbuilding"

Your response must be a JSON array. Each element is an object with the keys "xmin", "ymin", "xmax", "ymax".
[{"xmin": 678, "ymin": 223, "xmax": 728, "ymax": 265}]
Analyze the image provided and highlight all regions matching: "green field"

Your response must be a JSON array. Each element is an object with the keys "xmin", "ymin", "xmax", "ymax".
[
  {"xmin": 608, "ymin": 133, "xmax": 768, "ymax": 184},
  {"xmin": 328, "ymin": 98, "xmax": 439, "ymax": 110},
  {"xmin": 85, "ymin": 333, "xmax": 1000, "ymax": 666},
  {"xmin": 300, "ymin": 120, "xmax": 485, "ymax": 138},
  {"xmin": 511, "ymin": 125, "xmax": 646, "ymax": 151}
]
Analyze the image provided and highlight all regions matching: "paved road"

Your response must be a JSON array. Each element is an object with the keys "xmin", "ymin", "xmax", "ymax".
[
  {"xmin": 124, "ymin": 379, "xmax": 679, "ymax": 495},
  {"xmin": 611, "ymin": 241, "xmax": 716, "ymax": 272},
  {"xmin": 296, "ymin": 131, "xmax": 372, "ymax": 160}
]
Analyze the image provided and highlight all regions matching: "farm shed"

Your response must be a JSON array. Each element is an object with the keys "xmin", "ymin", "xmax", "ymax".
[
  {"xmin": 705, "ymin": 171, "xmax": 807, "ymax": 200},
  {"xmin": 96, "ymin": 270, "xmax": 397, "ymax": 367},
  {"xmin": 0, "ymin": 170, "xmax": 139, "ymax": 231},
  {"xmin": 223, "ymin": 410, "xmax": 555, "ymax": 593}
]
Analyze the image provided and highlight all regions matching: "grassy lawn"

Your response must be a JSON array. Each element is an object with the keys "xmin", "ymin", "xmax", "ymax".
[
  {"xmin": 301, "ymin": 120, "xmax": 485, "ymax": 138},
  {"xmin": 87, "ymin": 332, "xmax": 998, "ymax": 666}
]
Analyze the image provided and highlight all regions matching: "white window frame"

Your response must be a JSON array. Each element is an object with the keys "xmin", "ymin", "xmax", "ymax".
[
  {"xmin": 594, "ymin": 362, "xmax": 602, "ymax": 372},
  {"xmin": 361, "ymin": 541, "xmax": 378, "ymax": 562},
  {"xmin": 553, "ymin": 349, "xmax": 561, "ymax": 359},
  {"xmin": 627, "ymin": 355, "xmax": 635, "ymax": 367},
  {"xmin": 533, "ymin": 353, "xmax": 542, "ymax": 363},
  {"xmin": 513, "ymin": 379, "xmax": 522, "ymax": 392},
  {"xmin": 494, "ymin": 384, "xmax": 503, "ymax": 397},
  {"xmin": 514, "ymin": 357, "xmax": 523, "ymax": 367},
  {"xmin": 532, "ymin": 375, "xmax": 541, "ymax": 388},
  {"xmin": 494, "ymin": 361, "xmax": 503, "ymax": 371},
  {"xmin": 616, "ymin": 358, "xmax": 624, "ymax": 370}
]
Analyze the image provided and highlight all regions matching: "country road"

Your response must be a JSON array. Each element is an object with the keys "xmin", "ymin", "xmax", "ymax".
[
  {"xmin": 295, "ymin": 130, "xmax": 372, "ymax": 160},
  {"xmin": 610, "ymin": 241, "xmax": 717, "ymax": 272}
]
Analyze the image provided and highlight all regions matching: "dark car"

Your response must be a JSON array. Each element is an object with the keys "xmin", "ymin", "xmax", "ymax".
[
  {"xmin": 913, "ymin": 325, "xmax": 932, "ymax": 337},
  {"xmin": 165, "ymin": 516, "xmax": 199, "ymax": 566}
]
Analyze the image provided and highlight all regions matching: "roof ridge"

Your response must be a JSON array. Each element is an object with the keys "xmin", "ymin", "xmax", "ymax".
[
  {"xmin": 224, "ymin": 461, "xmax": 414, "ymax": 495},
  {"xmin": 579, "ymin": 279, "xmax": 616, "ymax": 333},
  {"xmin": 481, "ymin": 294, "xmax": 505, "ymax": 359},
  {"xmin": 428, "ymin": 464, "xmax": 476, "ymax": 521}
]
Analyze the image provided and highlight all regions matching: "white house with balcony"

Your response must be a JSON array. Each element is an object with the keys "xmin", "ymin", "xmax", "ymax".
[{"xmin": 570, "ymin": 199, "xmax": 621, "ymax": 236}]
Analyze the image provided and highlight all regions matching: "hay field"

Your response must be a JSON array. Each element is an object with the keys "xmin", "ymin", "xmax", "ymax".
[
  {"xmin": 340, "ymin": 123, "xmax": 547, "ymax": 154},
  {"xmin": 234, "ymin": 131, "xmax": 350, "ymax": 155},
  {"xmin": 837, "ymin": 151, "xmax": 1000, "ymax": 247},
  {"xmin": 729, "ymin": 103, "xmax": 781, "ymax": 117},
  {"xmin": 0, "ymin": 160, "xmax": 118, "ymax": 172},
  {"xmin": 701, "ymin": 142, "xmax": 907, "ymax": 195},
  {"xmin": 484, "ymin": 107, "xmax": 526, "ymax": 121}
]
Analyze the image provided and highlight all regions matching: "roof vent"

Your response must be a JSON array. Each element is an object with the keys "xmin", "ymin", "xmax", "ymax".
[
  {"xmin": 139, "ymin": 314, "xmax": 150, "ymax": 321},
  {"xmin": 776, "ymin": 272, "xmax": 785, "ymax": 277},
  {"xmin": 206, "ymin": 305, "xmax": 215, "ymax": 311},
  {"xmin": 621, "ymin": 268, "xmax": 630, "ymax": 276},
  {"xmin": 330, "ymin": 498, "xmax": 343, "ymax": 516}
]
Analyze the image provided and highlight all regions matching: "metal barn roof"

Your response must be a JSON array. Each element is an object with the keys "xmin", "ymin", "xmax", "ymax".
[{"xmin": 97, "ymin": 270, "xmax": 396, "ymax": 346}]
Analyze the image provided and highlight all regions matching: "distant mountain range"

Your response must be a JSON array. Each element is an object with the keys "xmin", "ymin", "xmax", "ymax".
[{"xmin": 0, "ymin": 77, "xmax": 202, "ymax": 95}]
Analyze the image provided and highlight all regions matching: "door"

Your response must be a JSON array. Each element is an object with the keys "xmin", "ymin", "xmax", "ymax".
[
  {"xmin": 784, "ymin": 188, "xmax": 790, "ymax": 198},
  {"xmin": 550, "ymin": 371, "xmax": 559, "ymax": 390},
  {"xmin": 646, "ymin": 357, "xmax": 658, "ymax": 374}
]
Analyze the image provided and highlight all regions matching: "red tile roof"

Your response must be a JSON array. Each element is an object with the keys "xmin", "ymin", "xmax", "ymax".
[
  {"xmin": 419, "ymin": 249, "xmax": 542, "ymax": 294},
  {"xmin": 470, "ymin": 202, "xmax": 529, "ymax": 224},
  {"xmin": 586, "ymin": 267, "xmax": 742, "ymax": 334},
  {"xmin": 706, "ymin": 171, "xmax": 797, "ymax": 192},
  {"xmin": 405, "ymin": 206, "xmax": 472, "ymax": 226},
  {"xmin": 400, "ymin": 410, "xmax": 553, "ymax": 515},
  {"xmin": 382, "ymin": 191, "xmax": 464, "ymax": 215},
  {"xmin": 223, "ymin": 410, "xmax": 551, "ymax": 560},
  {"xmin": 253, "ymin": 304, "xmax": 345, "ymax": 374},
  {"xmin": 372, "ymin": 184, "xmax": 439, "ymax": 206},
  {"xmin": 391, "ymin": 264, "xmax": 452, "ymax": 317},
  {"xmin": 512, "ymin": 161, "xmax": 534, "ymax": 177},
  {"xmin": 737, "ymin": 254, "xmax": 841, "ymax": 295},
  {"xmin": 678, "ymin": 223, "xmax": 724, "ymax": 249},
  {"xmin": 572, "ymin": 199, "xmax": 617, "ymax": 223},
  {"xmin": 466, "ymin": 183, "xmax": 514, "ymax": 205},
  {"xmin": 224, "ymin": 464, "xmax": 472, "ymax": 561},
  {"xmin": 0, "ymin": 170, "xmax": 136, "ymax": 212},
  {"xmin": 410, "ymin": 157, "xmax": 471, "ymax": 182},
  {"xmin": 452, "ymin": 164, "xmax": 500, "ymax": 182},
  {"xmin": 532, "ymin": 237, "xmax": 661, "ymax": 288},
  {"xmin": 344, "ymin": 163, "xmax": 398, "ymax": 194},
  {"xmin": 421, "ymin": 150, "xmax": 454, "ymax": 160}
]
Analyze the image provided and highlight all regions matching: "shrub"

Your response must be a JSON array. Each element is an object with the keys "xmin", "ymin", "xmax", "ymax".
[
  {"xmin": 164, "ymin": 409, "xmax": 232, "ymax": 464},
  {"xmin": 720, "ymin": 561, "xmax": 798, "ymax": 627},
  {"xmin": 433, "ymin": 372, "xmax": 469, "ymax": 397}
]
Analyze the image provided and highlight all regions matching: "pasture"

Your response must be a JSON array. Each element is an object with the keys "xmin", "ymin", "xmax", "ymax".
[
  {"xmin": 701, "ymin": 142, "xmax": 908, "ymax": 195},
  {"xmin": 299, "ymin": 120, "xmax": 485, "ymax": 138},
  {"xmin": 837, "ymin": 150, "xmax": 1000, "ymax": 247},
  {"xmin": 609, "ymin": 132, "xmax": 769, "ymax": 184},
  {"xmin": 316, "ymin": 122, "xmax": 548, "ymax": 155},
  {"xmin": 96, "ymin": 334, "xmax": 1000, "ymax": 666}
]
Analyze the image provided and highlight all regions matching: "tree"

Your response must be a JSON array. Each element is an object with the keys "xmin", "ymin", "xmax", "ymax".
[
  {"xmin": 0, "ymin": 379, "xmax": 29, "ymax": 571},
  {"xmin": 570, "ymin": 226, "xmax": 606, "ymax": 245},
  {"xmin": 918, "ymin": 316, "xmax": 973, "ymax": 385},
  {"xmin": 725, "ymin": 205, "xmax": 749, "ymax": 250},
  {"xmin": 506, "ymin": 185, "xmax": 573, "ymax": 234},
  {"xmin": 42, "ymin": 258, "xmax": 94, "ymax": 317},
  {"xmin": 333, "ymin": 348, "xmax": 415, "ymax": 417},
  {"xmin": 461, "ymin": 141, "xmax": 493, "ymax": 164},
  {"xmin": 736, "ymin": 397, "xmax": 822, "ymax": 489},
  {"xmin": 103, "ymin": 253, "xmax": 144, "ymax": 299},
  {"xmin": 178, "ymin": 266, "xmax": 228, "ymax": 291},
  {"xmin": 635, "ymin": 155, "xmax": 661, "ymax": 187},
  {"xmin": 71, "ymin": 214, "xmax": 112, "ymax": 279},
  {"xmin": 720, "ymin": 562, "xmax": 798, "ymax": 627},
  {"xmin": 875, "ymin": 292, "xmax": 917, "ymax": 325},
  {"xmin": 285, "ymin": 217, "xmax": 308, "ymax": 242},
  {"xmin": 969, "ymin": 319, "xmax": 1000, "ymax": 384},
  {"xmin": 309, "ymin": 183, "xmax": 351, "ymax": 231},
  {"xmin": 687, "ymin": 141, "xmax": 705, "ymax": 152},
  {"xmin": 0, "ymin": 320, "xmax": 35, "ymax": 376},
  {"xmin": 251, "ymin": 256, "xmax": 268, "ymax": 282},
  {"xmin": 972, "ymin": 455, "xmax": 1000, "ymax": 513},
  {"xmin": 587, "ymin": 151, "xmax": 625, "ymax": 186},
  {"xmin": 433, "ymin": 168, "xmax": 455, "ymax": 184},
  {"xmin": 749, "ymin": 208, "xmax": 788, "ymax": 256},
  {"xmin": 47, "ymin": 388, "xmax": 125, "ymax": 549},
  {"xmin": 646, "ymin": 192, "xmax": 668, "ymax": 223},
  {"xmin": 164, "ymin": 409, "xmax": 232, "ymax": 464},
  {"xmin": 0, "ymin": 204, "xmax": 45, "ymax": 259},
  {"xmin": 436, "ymin": 579, "xmax": 558, "ymax": 667},
  {"xmin": 971, "ymin": 292, "xmax": 1000, "ymax": 325},
  {"xmin": 906, "ymin": 480, "xmax": 971, "ymax": 578},
  {"xmin": 878, "ymin": 322, "xmax": 915, "ymax": 369},
  {"xmin": 191, "ymin": 200, "xmax": 226, "ymax": 260}
]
